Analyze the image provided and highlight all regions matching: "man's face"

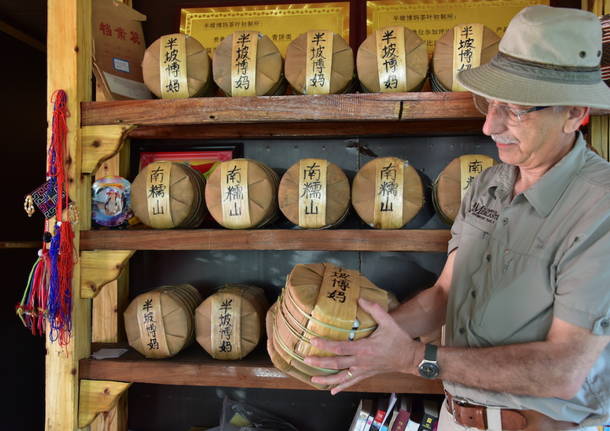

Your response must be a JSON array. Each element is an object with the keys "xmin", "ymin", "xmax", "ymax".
[{"xmin": 481, "ymin": 99, "xmax": 567, "ymax": 169}]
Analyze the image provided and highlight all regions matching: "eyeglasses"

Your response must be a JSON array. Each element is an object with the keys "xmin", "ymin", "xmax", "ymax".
[{"xmin": 473, "ymin": 95, "xmax": 551, "ymax": 123}]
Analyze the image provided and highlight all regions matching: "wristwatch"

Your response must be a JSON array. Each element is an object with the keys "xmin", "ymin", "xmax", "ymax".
[{"xmin": 418, "ymin": 343, "xmax": 440, "ymax": 379}]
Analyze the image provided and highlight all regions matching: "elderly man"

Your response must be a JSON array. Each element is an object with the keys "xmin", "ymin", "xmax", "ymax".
[{"xmin": 305, "ymin": 5, "xmax": 610, "ymax": 431}]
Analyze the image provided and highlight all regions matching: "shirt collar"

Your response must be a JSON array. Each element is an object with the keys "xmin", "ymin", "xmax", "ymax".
[
  {"xmin": 486, "ymin": 132, "xmax": 587, "ymax": 217},
  {"xmin": 523, "ymin": 132, "xmax": 587, "ymax": 217}
]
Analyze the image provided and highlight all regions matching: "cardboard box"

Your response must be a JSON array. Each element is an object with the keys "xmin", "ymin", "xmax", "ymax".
[{"xmin": 93, "ymin": 0, "xmax": 152, "ymax": 100}]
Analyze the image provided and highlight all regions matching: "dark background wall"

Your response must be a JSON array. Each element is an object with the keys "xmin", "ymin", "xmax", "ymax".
[{"xmin": 0, "ymin": 2, "xmax": 47, "ymax": 430}]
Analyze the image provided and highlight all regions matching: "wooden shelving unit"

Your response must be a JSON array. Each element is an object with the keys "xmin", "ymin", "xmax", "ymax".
[{"xmin": 48, "ymin": 3, "xmax": 486, "ymax": 427}]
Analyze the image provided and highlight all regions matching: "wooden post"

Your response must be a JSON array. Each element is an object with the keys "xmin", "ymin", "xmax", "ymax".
[{"xmin": 46, "ymin": 0, "xmax": 92, "ymax": 430}]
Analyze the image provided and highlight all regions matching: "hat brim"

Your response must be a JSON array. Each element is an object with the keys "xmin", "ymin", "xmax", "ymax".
[{"xmin": 456, "ymin": 61, "xmax": 610, "ymax": 110}]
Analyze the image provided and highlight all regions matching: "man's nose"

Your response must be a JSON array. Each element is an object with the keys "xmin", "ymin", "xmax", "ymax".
[{"xmin": 482, "ymin": 105, "xmax": 507, "ymax": 136}]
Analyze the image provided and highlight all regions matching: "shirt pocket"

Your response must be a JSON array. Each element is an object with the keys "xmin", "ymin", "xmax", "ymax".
[{"xmin": 471, "ymin": 251, "xmax": 555, "ymax": 345}]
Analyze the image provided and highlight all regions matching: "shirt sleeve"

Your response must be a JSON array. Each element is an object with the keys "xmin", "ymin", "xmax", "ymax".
[{"xmin": 554, "ymin": 206, "xmax": 610, "ymax": 336}]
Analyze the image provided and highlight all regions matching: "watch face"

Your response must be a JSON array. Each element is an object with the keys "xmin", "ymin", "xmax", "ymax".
[{"xmin": 419, "ymin": 362, "xmax": 440, "ymax": 379}]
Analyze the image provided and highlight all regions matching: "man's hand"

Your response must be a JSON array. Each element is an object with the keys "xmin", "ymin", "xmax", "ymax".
[{"xmin": 304, "ymin": 297, "xmax": 423, "ymax": 395}]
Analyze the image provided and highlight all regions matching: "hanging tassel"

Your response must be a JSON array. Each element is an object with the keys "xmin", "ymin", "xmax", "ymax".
[{"xmin": 16, "ymin": 248, "xmax": 50, "ymax": 336}]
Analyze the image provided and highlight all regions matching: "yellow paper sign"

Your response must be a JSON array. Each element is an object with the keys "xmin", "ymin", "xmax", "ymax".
[
  {"xmin": 305, "ymin": 31, "xmax": 334, "ymax": 95},
  {"xmin": 460, "ymin": 155, "xmax": 494, "ymax": 199},
  {"xmin": 211, "ymin": 291, "xmax": 242, "ymax": 359},
  {"xmin": 136, "ymin": 290, "xmax": 170, "ymax": 358},
  {"xmin": 312, "ymin": 264, "xmax": 361, "ymax": 339},
  {"xmin": 373, "ymin": 157, "xmax": 404, "ymax": 229},
  {"xmin": 231, "ymin": 31, "xmax": 258, "ymax": 97},
  {"xmin": 146, "ymin": 161, "xmax": 173, "ymax": 228},
  {"xmin": 180, "ymin": 3, "xmax": 350, "ymax": 57},
  {"xmin": 298, "ymin": 159, "xmax": 327, "ymax": 228},
  {"xmin": 221, "ymin": 160, "xmax": 251, "ymax": 228},
  {"xmin": 376, "ymin": 26, "xmax": 407, "ymax": 92},
  {"xmin": 452, "ymin": 24, "xmax": 483, "ymax": 91},
  {"xmin": 366, "ymin": 0, "xmax": 549, "ymax": 55},
  {"xmin": 160, "ymin": 34, "xmax": 189, "ymax": 99}
]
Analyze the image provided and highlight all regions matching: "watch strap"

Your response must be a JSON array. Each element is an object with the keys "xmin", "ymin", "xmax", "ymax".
[{"xmin": 424, "ymin": 343, "xmax": 438, "ymax": 361}]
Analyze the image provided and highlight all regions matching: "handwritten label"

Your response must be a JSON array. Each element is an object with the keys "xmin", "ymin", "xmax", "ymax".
[
  {"xmin": 160, "ymin": 34, "xmax": 189, "ymax": 99},
  {"xmin": 211, "ymin": 292, "xmax": 242, "ymax": 359},
  {"xmin": 373, "ymin": 157, "xmax": 404, "ymax": 229},
  {"xmin": 305, "ymin": 30, "xmax": 334, "ymax": 94},
  {"xmin": 146, "ymin": 161, "xmax": 174, "ymax": 228},
  {"xmin": 376, "ymin": 26, "xmax": 407, "ymax": 92},
  {"xmin": 452, "ymin": 23, "xmax": 483, "ymax": 91},
  {"xmin": 136, "ymin": 291, "xmax": 170, "ymax": 358},
  {"xmin": 231, "ymin": 31, "xmax": 258, "ymax": 96},
  {"xmin": 298, "ymin": 159, "xmax": 327, "ymax": 228},
  {"xmin": 460, "ymin": 155, "xmax": 493, "ymax": 199},
  {"xmin": 312, "ymin": 264, "xmax": 361, "ymax": 338},
  {"xmin": 220, "ymin": 160, "xmax": 251, "ymax": 228}
]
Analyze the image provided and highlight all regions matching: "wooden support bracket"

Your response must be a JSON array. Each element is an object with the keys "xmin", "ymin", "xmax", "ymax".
[
  {"xmin": 81, "ymin": 250, "xmax": 135, "ymax": 298},
  {"xmin": 78, "ymin": 379, "xmax": 131, "ymax": 428},
  {"xmin": 81, "ymin": 125, "xmax": 136, "ymax": 175}
]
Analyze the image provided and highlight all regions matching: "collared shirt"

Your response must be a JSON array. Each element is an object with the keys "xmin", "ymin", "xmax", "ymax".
[{"xmin": 443, "ymin": 133, "xmax": 610, "ymax": 426}]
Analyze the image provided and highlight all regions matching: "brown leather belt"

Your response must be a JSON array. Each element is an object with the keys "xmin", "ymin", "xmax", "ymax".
[{"xmin": 445, "ymin": 391, "xmax": 579, "ymax": 431}]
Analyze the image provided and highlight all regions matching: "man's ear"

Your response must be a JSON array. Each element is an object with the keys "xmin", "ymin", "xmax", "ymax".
[{"xmin": 563, "ymin": 106, "xmax": 590, "ymax": 134}]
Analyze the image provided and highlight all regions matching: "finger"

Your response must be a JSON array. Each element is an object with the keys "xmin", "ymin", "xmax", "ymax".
[
  {"xmin": 330, "ymin": 371, "xmax": 376, "ymax": 396},
  {"xmin": 310, "ymin": 368, "xmax": 353, "ymax": 386},
  {"xmin": 309, "ymin": 337, "xmax": 359, "ymax": 356},
  {"xmin": 304, "ymin": 353, "xmax": 356, "ymax": 371},
  {"xmin": 358, "ymin": 298, "xmax": 395, "ymax": 328}
]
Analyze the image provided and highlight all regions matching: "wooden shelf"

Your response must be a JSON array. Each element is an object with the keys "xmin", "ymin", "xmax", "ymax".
[
  {"xmin": 81, "ymin": 92, "xmax": 484, "ymax": 138},
  {"xmin": 80, "ymin": 345, "xmax": 443, "ymax": 394},
  {"xmin": 80, "ymin": 229, "xmax": 450, "ymax": 252}
]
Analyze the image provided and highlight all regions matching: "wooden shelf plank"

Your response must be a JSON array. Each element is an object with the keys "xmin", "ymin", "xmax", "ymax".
[
  {"xmin": 81, "ymin": 92, "xmax": 482, "ymax": 127},
  {"xmin": 128, "ymin": 119, "xmax": 485, "ymax": 139},
  {"xmin": 80, "ymin": 229, "xmax": 450, "ymax": 252},
  {"xmin": 80, "ymin": 346, "xmax": 443, "ymax": 394}
]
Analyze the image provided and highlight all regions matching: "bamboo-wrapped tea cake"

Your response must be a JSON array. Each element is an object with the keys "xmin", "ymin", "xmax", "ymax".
[
  {"xmin": 285, "ymin": 31, "xmax": 354, "ymax": 94},
  {"xmin": 352, "ymin": 157, "xmax": 424, "ymax": 229},
  {"xmin": 433, "ymin": 154, "xmax": 496, "ymax": 224},
  {"xmin": 278, "ymin": 159, "xmax": 350, "ymax": 228},
  {"xmin": 432, "ymin": 24, "xmax": 500, "ymax": 92},
  {"xmin": 131, "ymin": 161, "xmax": 207, "ymax": 229},
  {"xmin": 266, "ymin": 263, "xmax": 398, "ymax": 389},
  {"xmin": 205, "ymin": 158, "xmax": 279, "ymax": 229},
  {"xmin": 142, "ymin": 33, "xmax": 212, "ymax": 98},
  {"xmin": 357, "ymin": 26, "xmax": 428, "ymax": 93},
  {"xmin": 195, "ymin": 284, "xmax": 269, "ymax": 360},
  {"xmin": 213, "ymin": 31, "xmax": 284, "ymax": 96},
  {"xmin": 124, "ymin": 284, "xmax": 202, "ymax": 359}
]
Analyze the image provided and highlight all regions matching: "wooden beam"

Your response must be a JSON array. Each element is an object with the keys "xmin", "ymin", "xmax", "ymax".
[
  {"xmin": 81, "ymin": 92, "xmax": 483, "ymax": 126},
  {"xmin": 0, "ymin": 19, "xmax": 45, "ymax": 52},
  {"xmin": 80, "ymin": 229, "xmax": 451, "ymax": 252},
  {"xmin": 78, "ymin": 379, "xmax": 131, "ymax": 428},
  {"xmin": 46, "ymin": 0, "xmax": 92, "ymax": 430},
  {"xmin": 79, "ymin": 348, "xmax": 443, "ymax": 394},
  {"xmin": 81, "ymin": 250, "xmax": 134, "ymax": 299}
]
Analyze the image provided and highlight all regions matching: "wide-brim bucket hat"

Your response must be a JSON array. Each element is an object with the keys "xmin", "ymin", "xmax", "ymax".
[{"xmin": 456, "ymin": 5, "xmax": 610, "ymax": 110}]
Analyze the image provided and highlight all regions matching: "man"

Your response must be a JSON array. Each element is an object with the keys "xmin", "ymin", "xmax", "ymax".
[{"xmin": 304, "ymin": 6, "xmax": 610, "ymax": 431}]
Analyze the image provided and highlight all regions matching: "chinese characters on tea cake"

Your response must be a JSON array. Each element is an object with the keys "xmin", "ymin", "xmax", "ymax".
[
  {"xmin": 142, "ymin": 298, "xmax": 160, "ymax": 351},
  {"xmin": 162, "ymin": 36, "xmax": 182, "ymax": 94},
  {"xmin": 309, "ymin": 32, "xmax": 328, "ymax": 88},
  {"xmin": 234, "ymin": 32, "xmax": 253, "ymax": 91},
  {"xmin": 456, "ymin": 25, "xmax": 476, "ymax": 73},
  {"xmin": 217, "ymin": 298, "xmax": 234, "ymax": 353},
  {"xmin": 378, "ymin": 162, "xmax": 399, "ymax": 213},
  {"xmin": 380, "ymin": 29, "xmax": 399, "ymax": 89},
  {"xmin": 327, "ymin": 269, "xmax": 351, "ymax": 303},
  {"xmin": 224, "ymin": 165, "xmax": 244, "ymax": 217},
  {"xmin": 300, "ymin": 161, "xmax": 323, "ymax": 216},
  {"xmin": 148, "ymin": 165, "xmax": 167, "ymax": 216},
  {"xmin": 464, "ymin": 158, "xmax": 484, "ymax": 191}
]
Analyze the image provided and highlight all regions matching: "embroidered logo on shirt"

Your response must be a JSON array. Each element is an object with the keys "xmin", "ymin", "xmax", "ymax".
[{"xmin": 469, "ymin": 202, "xmax": 499, "ymax": 224}]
